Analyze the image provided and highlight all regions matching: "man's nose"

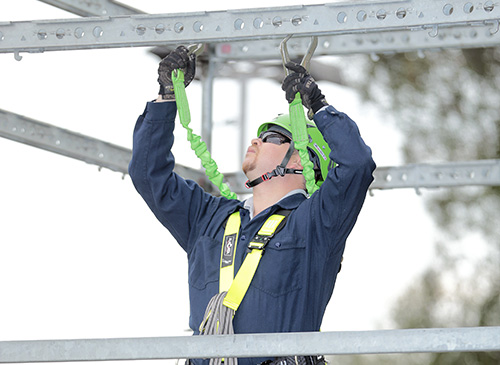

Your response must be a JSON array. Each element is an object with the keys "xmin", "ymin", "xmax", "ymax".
[{"xmin": 251, "ymin": 137, "xmax": 262, "ymax": 145}]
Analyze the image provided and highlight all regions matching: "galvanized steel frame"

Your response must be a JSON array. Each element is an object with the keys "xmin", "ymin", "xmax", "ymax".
[
  {"xmin": 0, "ymin": 0, "xmax": 499, "ymax": 57},
  {"xmin": 1, "ymin": 0, "xmax": 499, "ymax": 190},
  {"xmin": 2, "ymin": 108, "xmax": 500, "ymax": 192},
  {"xmin": 1, "ymin": 1, "xmax": 500, "ymax": 363},
  {"xmin": 1, "ymin": 327, "xmax": 499, "ymax": 362}
]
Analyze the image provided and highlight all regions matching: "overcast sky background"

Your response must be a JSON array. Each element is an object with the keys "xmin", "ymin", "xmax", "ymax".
[{"xmin": 0, "ymin": 1, "xmax": 440, "ymax": 363}]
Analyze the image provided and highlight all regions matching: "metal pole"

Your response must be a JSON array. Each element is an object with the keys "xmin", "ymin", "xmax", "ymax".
[
  {"xmin": 239, "ymin": 78, "xmax": 248, "ymax": 169},
  {"xmin": 201, "ymin": 47, "xmax": 216, "ymax": 154},
  {"xmin": 1, "ymin": 327, "xmax": 500, "ymax": 362}
]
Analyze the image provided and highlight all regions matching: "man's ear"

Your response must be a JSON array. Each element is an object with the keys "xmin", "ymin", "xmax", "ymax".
[{"xmin": 288, "ymin": 151, "xmax": 303, "ymax": 169}]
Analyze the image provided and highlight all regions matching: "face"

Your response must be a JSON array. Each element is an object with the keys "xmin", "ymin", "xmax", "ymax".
[{"xmin": 242, "ymin": 130, "xmax": 292, "ymax": 178}]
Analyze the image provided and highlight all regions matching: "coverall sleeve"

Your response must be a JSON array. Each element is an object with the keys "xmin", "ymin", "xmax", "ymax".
[
  {"xmin": 311, "ymin": 105, "xmax": 376, "ymax": 256},
  {"xmin": 128, "ymin": 101, "xmax": 221, "ymax": 252}
]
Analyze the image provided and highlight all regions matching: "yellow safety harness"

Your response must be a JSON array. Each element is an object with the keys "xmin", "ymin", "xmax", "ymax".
[
  {"xmin": 199, "ymin": 209, "xmax": 291, "ymax": 364},
  {"xmin": 220, "ymin": 210, "xmax": 290, "ymax": 311}
]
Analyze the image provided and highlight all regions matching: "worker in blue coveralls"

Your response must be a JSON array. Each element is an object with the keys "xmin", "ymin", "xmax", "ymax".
[{"xmin": 129, "ymin": 46, "xmax": 375, "ymax": 365}]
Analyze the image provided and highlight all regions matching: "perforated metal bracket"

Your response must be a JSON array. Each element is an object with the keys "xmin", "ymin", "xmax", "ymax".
[
  {"xmin": 371, "ymin": 160, "xmax": 500, "ymax": 191},
  {"xmin": 215, "ymin": 25, "xmax": 500, "ymax": 60},
  {"xmin": 1, "ymin": 0, "xmax": 499, "ymax": 56}
]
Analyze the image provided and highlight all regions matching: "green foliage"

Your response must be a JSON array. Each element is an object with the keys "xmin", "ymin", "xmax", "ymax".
[{"xmin": 340, "ymin": 48, "xmax": 500, "ymax": 364}]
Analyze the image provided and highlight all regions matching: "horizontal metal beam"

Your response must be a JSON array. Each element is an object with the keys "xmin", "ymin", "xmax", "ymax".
[
  {"xmin": 215, "ymin": 25, "xmax": 500, "ymax": 60},
  {"xmin": 38, "ymin": 0, "xmax": 144, "ymax": 17},
  {"xmin": 0, "ymin": 109, "xmax": 217, "ymax": 188},
  {"xmin": 2, "ymin": 109, "xmax": 500, "ymax": 191},
  {"xmin": 370, "ymin": 159, "xmax": 500, "ymax": 190},
  {"xmin": 0, "ymin": 108, "xmax": 131, "ymax": 175},
  {"xmin": 1, "ymin": 0, "xmax": 499, "ymax": 56},
  {"xmin": 0, "ymin": 327, "xmax": 499, "ymax": 362}
]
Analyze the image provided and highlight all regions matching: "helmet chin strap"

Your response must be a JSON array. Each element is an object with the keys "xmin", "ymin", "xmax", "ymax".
[{"xmin": 245, "ymin": 141, "xmax": 303, "ymax": 189}]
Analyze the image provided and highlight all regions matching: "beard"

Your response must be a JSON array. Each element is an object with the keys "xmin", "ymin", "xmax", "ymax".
[
  {"xmin": 241, "ymin": 154, "xmax": 257, "ymax": 175},
  {"xmin": 242, "ymin": 159, "xmax": 255, "ymax": 175}
]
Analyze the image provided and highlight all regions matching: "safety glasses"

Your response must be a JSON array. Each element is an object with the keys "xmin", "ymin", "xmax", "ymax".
[{"xmin": 258, "ymin": 131, "xmax": 291, "ymax": 145}]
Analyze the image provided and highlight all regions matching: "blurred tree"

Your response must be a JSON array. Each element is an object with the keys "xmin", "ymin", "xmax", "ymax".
[{"xmin": 336, "ymin": 47, "xmax": 500, "ymax": 364}]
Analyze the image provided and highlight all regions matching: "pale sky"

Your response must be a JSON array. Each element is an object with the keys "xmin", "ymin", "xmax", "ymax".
[{"xmin": 0, "ymin": 1, "xmax": 439, "ymax": 364}]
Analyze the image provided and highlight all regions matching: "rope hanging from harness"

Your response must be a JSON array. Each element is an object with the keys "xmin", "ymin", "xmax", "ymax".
[
  {"xmin": 172, "ymin": 68, "xmax": 237, "ymax": 200},
  {"xmin": 199, "ymin": 291, "xmax": 237, "ymax": 365}
]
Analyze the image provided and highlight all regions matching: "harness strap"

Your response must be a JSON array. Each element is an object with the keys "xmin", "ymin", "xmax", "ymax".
[
  {"xmin": 199, "ymin": 209, "xmax": 292, "ymax": 365},
  {"xmin": 220, "ymin": 210, "xmax": 291, "ymax": 311},
  {"xmin": 245, "ymin": 167, "xmax": 302, "ymax": 189},
  {"xmin": 219, "ymin": 212, "xmax": 241, "ymax": 293}
]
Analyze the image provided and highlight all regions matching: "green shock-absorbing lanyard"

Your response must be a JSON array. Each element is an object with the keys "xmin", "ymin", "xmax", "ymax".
[
  {"xmin": 281, "ymin": 35, "xmax": 320, "ymax": 195},
  {"xmin": 289, "ymin": 92, "xmax": 320, "ymax": 195},
  {"xmin": 171, "ymin": 60, "xmax": 319, "ymax": 196},
  {"xmin": 172, "ymin": 69, "xmax": 238, "ymax": 200}
]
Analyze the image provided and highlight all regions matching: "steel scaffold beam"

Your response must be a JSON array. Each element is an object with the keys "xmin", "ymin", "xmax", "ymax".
[
  {"xmin": 37, "ymin": 0, "xmax": 144, "ymax": 17},
  {"xmin": 1, "ymin": 108, "xmax": 499, "ymax": 191},
  {"xmin": 0, "ymin": 108, "xmax": 131, "ymax": 174},
  {"xmin": 0, "ymin": 0, "xmax": 499, "ymax": 56},
  {"xmin": 1, "ymin": 327, "xmax": 499, "ymax": 362},
  {"xmin": 371, "ymin": 160, "xmax": 500, "ymax": 190},
  {"xmin": 0, "ymin": 109, "xmax": 221, "ymax": 189},
  {"xmin": 215, "ymin": 25, "xmax": 500, "ymax": 60}
]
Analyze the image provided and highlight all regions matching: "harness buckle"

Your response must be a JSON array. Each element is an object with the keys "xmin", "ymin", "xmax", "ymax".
[
  {"xmin": 247, "ymin": 235, "xmax": 271, "ymax": 251},
  {"xmin": 261, "ymin": 172, "xmax": 273, "ymax": 181},
  {"xmin": 275, "ymin": 165, "xmax": 286, "ymax": 177}
]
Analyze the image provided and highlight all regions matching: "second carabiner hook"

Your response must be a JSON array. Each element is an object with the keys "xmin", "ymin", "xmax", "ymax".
[{"xmin": 280, "ymin": 35, "xmax": 318, "ymax": 76}]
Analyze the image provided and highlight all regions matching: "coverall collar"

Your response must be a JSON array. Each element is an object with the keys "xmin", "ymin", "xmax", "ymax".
[{"xmin": 243, "ymin": 189, "xmax": 307, "ymax": 220}]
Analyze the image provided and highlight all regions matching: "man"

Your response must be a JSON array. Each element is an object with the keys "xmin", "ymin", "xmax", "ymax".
[{"xmin": 129, "ymin": 46, "xmax": 376, "ymax": 365}]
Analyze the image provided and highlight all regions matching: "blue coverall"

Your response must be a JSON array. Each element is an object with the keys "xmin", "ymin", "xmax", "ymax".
[{"xmin": 129, "ymin": 101, "xmax": 376, "ymax": 365}]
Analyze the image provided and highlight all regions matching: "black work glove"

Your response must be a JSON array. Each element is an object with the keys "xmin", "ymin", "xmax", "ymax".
[
  {"xmin": 158, "ymin": 45, "xmax": 196, "ymax": 100},
  {"xmin": 282, "ymin": 62, "xmax": 328, "ymax": 119}
]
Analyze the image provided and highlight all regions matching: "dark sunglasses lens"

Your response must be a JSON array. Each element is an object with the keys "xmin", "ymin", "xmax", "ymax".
[
  {"xmin": 265, "ymin": 136, "xmax": 285, "ymax": 145},
  {"xmin": 259, "ymin": 131, "xmax": 290, "ymax": 145}
]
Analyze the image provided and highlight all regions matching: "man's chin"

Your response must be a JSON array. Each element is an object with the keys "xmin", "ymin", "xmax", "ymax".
[{"xmin": 241, "ymin": 162, "xmax": 255, "ymax": 176}]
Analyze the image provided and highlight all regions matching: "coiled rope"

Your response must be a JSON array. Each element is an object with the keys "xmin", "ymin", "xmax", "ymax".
[{"xmin": 198, "ymin": 292, "xmax": 237, "ymax": 365}]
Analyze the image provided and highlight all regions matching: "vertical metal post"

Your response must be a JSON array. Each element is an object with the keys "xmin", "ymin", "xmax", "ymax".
[
  {"xmin": 201, "ymin": 47, "xmax": 216, "ymax": 153},
  {"xmin": 239, "ymin": 78, "xmax": 248, "ymax": 169}
]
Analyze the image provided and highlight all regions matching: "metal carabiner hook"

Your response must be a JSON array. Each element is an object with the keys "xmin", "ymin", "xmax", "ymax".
[
  {"xmin": 280, "ymin": 35, "xmax": 318, "ymax": 75},
  {"xmin": 187, "ymin": 43, "xmax": 204, "ymax": 56}
]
